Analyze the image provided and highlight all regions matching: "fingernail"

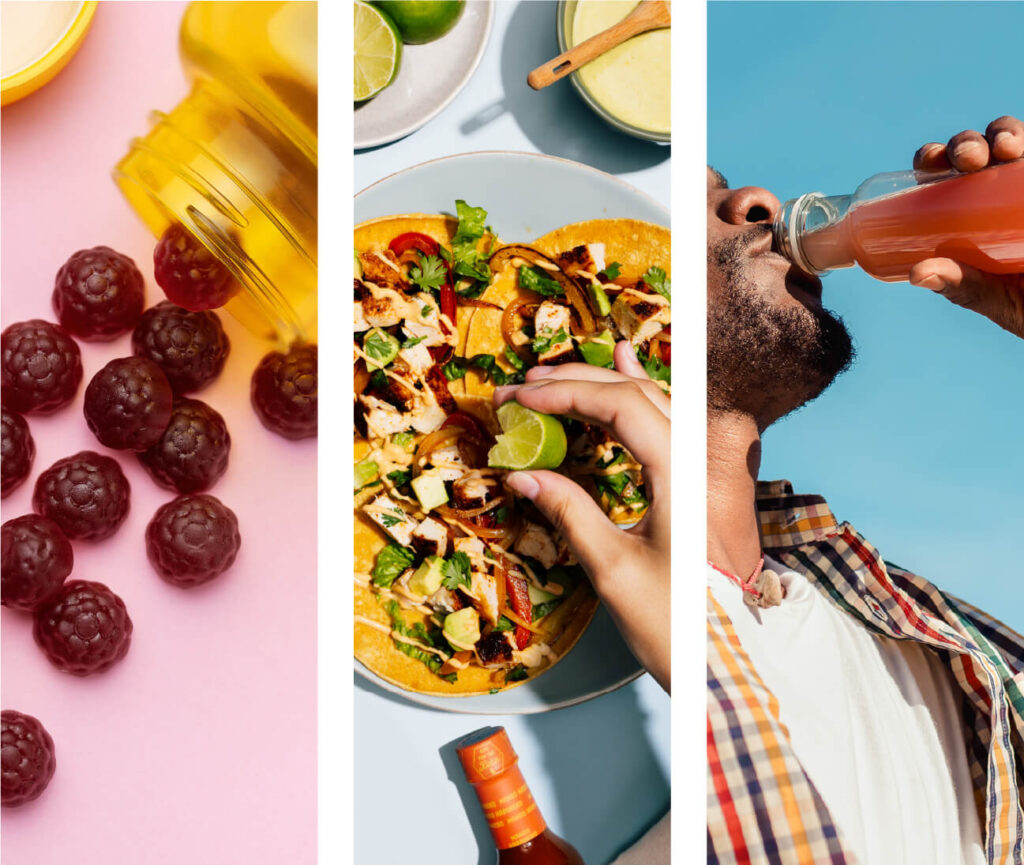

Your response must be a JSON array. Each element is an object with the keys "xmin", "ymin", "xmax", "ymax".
[
  {"xmin": 506, "ymin": 472, "xmax": 540, "ymax": 500},
  {"xmin": 994, "ymin": 130, "xmax": 1015, "ymax": 151},
  {"xmin": 493, "ymin": 385, "xmax": 518, "ymax": 400},
  {"xmin": 528, "ymin": 366, "xmax": 556, "ymax": 378},
  {"xmin": 914, "ymin": 273, "xmax": 947, "ymax": 291},
  {"xmin": 952, "ymin": 141, "xmax": 981, "ymax": 162}
]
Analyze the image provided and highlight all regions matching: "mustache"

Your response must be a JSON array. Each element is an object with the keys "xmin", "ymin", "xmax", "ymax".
[{"xmin": 711, "ymin": 223, "xmax": 772, "ymax": 269}]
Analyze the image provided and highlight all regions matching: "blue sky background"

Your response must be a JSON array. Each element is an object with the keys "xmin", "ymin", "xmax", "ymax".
[{"xmin": 708, "ymin": 2, "xmax": 1024, "ymax": 631}]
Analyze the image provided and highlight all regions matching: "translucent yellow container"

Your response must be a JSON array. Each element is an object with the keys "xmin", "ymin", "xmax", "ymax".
[{"xmin": 114, "ymin": 1, "xmax": 317, "ymax": 344}]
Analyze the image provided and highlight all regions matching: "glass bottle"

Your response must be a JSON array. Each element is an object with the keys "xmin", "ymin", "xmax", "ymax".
[
  {"xmin": 457, "ymin": 727, "xmax": 585, "ymax": 864},
  {"xmin": 114, "ymin": 1, "xmax": 317, "ymax": 344},
  {"xmin": 773, "ymin": 160, "xmax": 1024, "ymax": 282}
]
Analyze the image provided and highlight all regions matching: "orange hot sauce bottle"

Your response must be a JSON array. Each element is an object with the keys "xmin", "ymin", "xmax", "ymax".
[{"xmin": 457, "ymin": 727, "xmax": 585, "ymax": 864}]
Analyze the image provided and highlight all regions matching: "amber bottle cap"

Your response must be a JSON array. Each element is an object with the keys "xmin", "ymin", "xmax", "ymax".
[{"xmin": 456, "ymin": 726, "xmax": 518, "ymax": 784}]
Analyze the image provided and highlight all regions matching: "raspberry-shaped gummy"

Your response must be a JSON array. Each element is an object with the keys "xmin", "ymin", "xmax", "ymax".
[
  {"xmin": 131, "ymin": 301, "xmax": 230, "ymax": 393},
  {"xmin": 1, "ymin": 710, "xmax": 56, "ymax": 807},
  {"xmin": 251, "ymin": 343, "xmax": 317, "ymax": 440},
  {"xmin": 2, "ymin": 407, "xmax": 35, "ymax": 498},
  {"xmin": 83, "ymin": 357, "xmax": 173, "ymax": 452},
  {"xmin": 146, "ymin": 494, "xmax": 241, "ymax": 587},
  {"xmin": 52, "ymin": 246, "xmax": 145, "ymax": 340},
  {"xmin": 2, "ymin": 515, "xmax": 73, "ymax": 612},
  {"xmin": 153, "ymin": 224, "xmax": 239, "ymax": 311},
  {"xmin": 138, "ymin": 398, "xmax": 230, "ymax": 493},
  {"xmin": 34, "ymin": 580, "xmax": 132, "ymax": 675},
  {"xmin": 1, "ymin": 320, "xmax": 83, "ymax": 414},
  {"xmin": 33, "ymin": 451, "xmax": 130, "ymax": 541}
]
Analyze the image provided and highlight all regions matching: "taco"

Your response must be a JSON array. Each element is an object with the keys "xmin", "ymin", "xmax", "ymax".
[{"xmin": 353, "ymin": 202, "xmax": 670, "ymax": 696}]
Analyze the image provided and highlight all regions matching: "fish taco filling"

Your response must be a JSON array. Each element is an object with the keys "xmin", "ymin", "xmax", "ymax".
[{"xmin": 354, "ymin": 202, "xmax": 670, "ymax": 695}]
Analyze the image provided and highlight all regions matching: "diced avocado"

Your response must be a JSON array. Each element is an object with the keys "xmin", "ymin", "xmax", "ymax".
[
  {"xmin": 443, "ymin": 607, "xmax": 481, "ymax": 649},
  {"xmin": 354, "ymin": 248, "xmax": 363, "ymax": 279},
  {"xmin": 392, "ymin": 431, "xmax": 415, "ymax": 451},
  {"xmin": 411, "ymin": 473, "xmax": 449, "ymax": 511},
  {"xmin": 354, "ymin": 458, "xmax": 379, "ymax": 490},
  {"xmin": 363, "ymin": 327, "xmax": 400, "ymax": 370},
  {"xmin": 587, "ymin": 282, "xmax": 612, "ymax": 316},
  {"xmin": 408, "ymin": 555, "xmax": 445, "ymax": 597},
  {"xmin": 527, "ymin": 584, "xmax": 558, "ymax": 605},
  {"xmin": 578, "ymin": 329, "xmax": 615, "ymax": 368}
]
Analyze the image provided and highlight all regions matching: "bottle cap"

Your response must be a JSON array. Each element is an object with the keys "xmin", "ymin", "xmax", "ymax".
[
  {"xmin": 2, "ymin": 2, "xmax": 98, "ymax": 107},
  {"xmin": 456, "ymin": 726, "xmax": 517, "ymax": 784}
]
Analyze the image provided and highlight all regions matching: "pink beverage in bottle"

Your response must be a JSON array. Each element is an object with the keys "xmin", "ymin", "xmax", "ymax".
[{"xmin": 774, "ymin": 160, "xmax": 1024, "ymax": 281}]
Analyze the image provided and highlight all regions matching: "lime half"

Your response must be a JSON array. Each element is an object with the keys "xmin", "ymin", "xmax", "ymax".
[
  {"xmin": 354, "ymin": 1, "xmax": 402, "ymax": 102},
  {"xmin": 488, "ymin": 402, "xmax": 568, "ymax": 471}
]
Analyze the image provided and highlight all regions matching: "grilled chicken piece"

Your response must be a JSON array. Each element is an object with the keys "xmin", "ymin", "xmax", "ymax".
[
  {"xmin": 555, "ymin": 243, "xmax": 606, "ymax": 279},
  {"xmin": 423, "ymin": 365, "xmax": 457, "ymax": 415},
  {"xmin": 411, "ymin": 517, "xmax": 450, "ymax": 558},
  {"xmin": 359, "ymin": 395, "xmax": 409, "ymax": 438},
  {"xmin": 360, "ymin": 250, "xmax": 408, "ymax": 291},
  {"xmin": 398, "ymin": 342, "xmax": 433, "ymax": 375},
  {"xmin": 533, "ymin": 301, "xmax": 576, "ymax": 365},
  {"xmin": 402, "ymin": 296, "xmax": 446, "ymax": 347},
  {"xmin": 364, "ymin": 494, "xmax": 417, "ymax": 546},
  {"xmin": 354, "ymin": 300, "xmax": 370, "ymax": 332},
  {"xmin": 427, "ymin": 444, "xmax": 470, "ymax": 481},
  {"xmin": 452, "ymin": 475, "xmax": 498, "ymax": 510},
  {"xmin": 362, "ymin": 294, "xmax": 403, "ymax": 329},
  {"xmin": 515, "ymin": 521, "xmax": 559, "ymax": 569},
  {"xmin": 454, "ymin": 535, "xmax": 486, "ymax": 559},
  {"xmin": 427, "ymin": 586, "xmax": 462, "ymax": 613},
  {"xmin": 610, "ymin": 289, "xmax": 671, "ymax": 345},
  {"xmin": 470, "ymin": 572, "xmax": 501, "ymax": 625}
]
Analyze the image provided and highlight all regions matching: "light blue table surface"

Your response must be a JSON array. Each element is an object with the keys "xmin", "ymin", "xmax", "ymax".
[{"xmin": 354, "ymin": 3, "xmax": 671, "ymax": 863}]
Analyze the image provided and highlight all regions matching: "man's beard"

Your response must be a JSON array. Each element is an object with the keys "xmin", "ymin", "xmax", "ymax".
[{"xmin": 707, "ymin": 228, "xmax": 855, "ymax": 427}]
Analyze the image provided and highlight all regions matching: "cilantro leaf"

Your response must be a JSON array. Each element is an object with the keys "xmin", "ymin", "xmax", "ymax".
[
  {"xmin": 401, "ymin": 335, "xmax": 426, "ymax": 350},
  {"xmin": 532, "ymin": 327, "xmax": 568, "ymax": 355},
  {"xmin": 600, "ymin": 262, "xmax": 622, "ymax": 281},
  {"xmin": 505, "ymin": 664, "xmax": 529, "ymax": 683},
  {"xmin": 442, "ymin": 357, "xmax": 468, "ymax": 381},
  {"xmin": 409, "ymin": 254, "xmax": 446, "ymax": 291},
  {"xmin": 442, "ymin": 552, "xmax": 472, "ymax": 591},
  {"xmin": 639, "ymin": 349, "xmax": 671, "ymax": 384},
  {"xmin": 372, "ymin": 544, "xmax": 417, "ymax": 587},
  {"xmin": 519, "ymin": 266, "xmax": 563, "ymax": 297},
  {"xmin": 494, "ymin": 616, "xmax": 515, "ymax": 632},
  {"xmin": 386, "ymin": 468, "xmax": 412, "ymax": 487},
  {"xmin": 642, "ymin": 266, "xmax": 671, "ymax": 302}
]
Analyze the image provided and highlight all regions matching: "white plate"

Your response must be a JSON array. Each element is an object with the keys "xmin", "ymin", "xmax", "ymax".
[
  {"xmin": 354, "ymin": 151, "xmax": 669, "ymax": 713},
  {"xmin": 354, "ymin": 1, "xmax": 494, "ymax": 150}
]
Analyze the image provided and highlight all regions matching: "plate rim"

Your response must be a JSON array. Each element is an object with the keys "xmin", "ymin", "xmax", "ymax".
[
  {"xmin": 354, "ymin": 0, "xmax": 496, "ymax": 150},
  {"xmin": 354, "ymin": 149, "xmax": 667, "ymax": 713}
]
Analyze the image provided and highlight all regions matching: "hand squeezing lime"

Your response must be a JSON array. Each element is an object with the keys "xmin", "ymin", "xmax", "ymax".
[{"xmin": 488, "ymin": 402, "xmax": 568, "ymax": 471}]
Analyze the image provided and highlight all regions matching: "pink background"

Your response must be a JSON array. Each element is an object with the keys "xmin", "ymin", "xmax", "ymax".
[{"xmin": 1, "ymin": 4, "xmax": 317, "ymax": 862}]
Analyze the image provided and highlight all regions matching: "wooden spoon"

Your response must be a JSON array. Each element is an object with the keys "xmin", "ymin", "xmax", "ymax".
[{"xmin": 527, "ymin": 0, "xmax": 671, "ymax": 91}]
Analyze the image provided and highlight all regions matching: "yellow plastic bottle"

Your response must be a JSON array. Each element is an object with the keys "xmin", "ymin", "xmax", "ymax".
[{"xmin": 114, "ymin": 1, "xmax": 317, "ymax": 344}]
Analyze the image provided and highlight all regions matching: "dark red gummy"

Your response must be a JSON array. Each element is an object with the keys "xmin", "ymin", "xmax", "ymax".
[
  {"xmin": 1, "ymin": 710, "xmax": 56, "ymax": 807},
  {"xmin": 153, "ymin": 224, "xmax": 239, "ymax": 311},
  {"xmin": 52, "ymin": 246, "xmax": 145, "ymax": 340},
  {"xmin": 83, "ymin": 357, "xmax": 173, "ymax": 452},
  {"xmin": 1, "ymin": 515, "xmax": 73, "ymax": 612},
  {"xmin": 138, "ymin": 398, "xmax": 230, "ymax": 493},
  {"xmin": 33, "ymin": 580, "xmax": 132, "ymax": 675},
  {"xmin": 131, "ymin": 301, "xmax": 230, "ymax": 393},
  {"xmin": 146, "ymin": 494, "xmax": 240, "ymax": 588},
  {"xmin": 1, "ymin": 407, "xmax": 35, "ymax": 498},
  {"xmin": 251, "ymin": 343, "xmax": 317, "ymax": 440},
  {"xmin": 0, "ymin": 320, "xmax": 83, "ymax": 414},
  {"xmin": 33, "ymin": 451, "xmax": 130, "ymax": 541}
]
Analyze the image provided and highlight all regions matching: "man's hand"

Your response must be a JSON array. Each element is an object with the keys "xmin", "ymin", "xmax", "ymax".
[
  {"xmin": 493, "ymin": 341, "xmax": 672, "ymax": 692},
  {"xmin": 909, "ymin": 115, "xmax": 1024, "ymax": 338}
]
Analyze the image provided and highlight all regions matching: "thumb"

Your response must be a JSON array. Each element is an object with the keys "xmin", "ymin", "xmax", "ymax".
[
  {"xmin": 506, "ymin": 470, "xmax": 623, "ymax": 576},
  {"xmin": 614, "ymin": 340, "xmax": 647, "ymax": 378}
]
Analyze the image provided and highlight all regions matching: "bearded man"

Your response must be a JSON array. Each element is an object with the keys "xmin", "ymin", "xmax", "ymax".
[{"xmin": 707, "ymin": 115, "xmax": 1024, "ymax": 864}]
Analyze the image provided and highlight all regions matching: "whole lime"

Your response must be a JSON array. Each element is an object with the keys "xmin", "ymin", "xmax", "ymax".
[{"xmin": 372, "ymin": 0, "xmax": 465, "ymax": 45}]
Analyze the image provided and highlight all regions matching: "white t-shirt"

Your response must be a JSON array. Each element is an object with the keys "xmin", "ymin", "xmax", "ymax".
[{"xmin": 708, "ymin": 558, "xmax": 985, "ymax": 865}]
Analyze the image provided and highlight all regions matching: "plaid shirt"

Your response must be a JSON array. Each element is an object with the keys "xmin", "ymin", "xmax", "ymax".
[{"xmin": 707, "ymin": 480, "xmax": 1024, "ymax": 864}]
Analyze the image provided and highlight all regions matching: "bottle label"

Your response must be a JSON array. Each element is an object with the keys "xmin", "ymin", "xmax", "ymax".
[{"xmin": 475, "ymin": 766, "xmax": 546, "ymax": 850}]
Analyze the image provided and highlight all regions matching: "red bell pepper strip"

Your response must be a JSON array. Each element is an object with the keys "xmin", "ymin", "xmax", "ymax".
[
  {"xmin": 388, "ymin": 232, "xmax": 439, "ymax": 258},
  {"xmin": 502, "ymin": 562, "xmax": 533, "ymax": 650},
  {"xmin": 439, "ymin": 283, "xmax": 457, "ymax": 327}
]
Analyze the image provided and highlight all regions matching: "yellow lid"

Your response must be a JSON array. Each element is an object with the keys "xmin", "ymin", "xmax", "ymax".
[{"xmin": 1, "ymin": 1, "xmax": 97, "ymax": 107}]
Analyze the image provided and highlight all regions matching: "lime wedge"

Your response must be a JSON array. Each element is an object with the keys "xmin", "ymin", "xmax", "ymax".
[
  {"xmin": 354, "ymin": 1, "xmax": 402, "ymax": 102},
  {"xmin": 488, "ymin": 402, "xmax": 568, "ymax": 471}
]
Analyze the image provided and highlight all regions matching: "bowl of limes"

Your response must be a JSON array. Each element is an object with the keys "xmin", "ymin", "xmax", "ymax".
[{"xmin": 354, "ymin": 0, "xmax": 494, "ymax": 149}]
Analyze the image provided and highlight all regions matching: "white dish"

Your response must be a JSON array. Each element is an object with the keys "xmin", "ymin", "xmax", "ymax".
[
  {"xmin": 354, "ymin": 151, "xmax": 669, "ymax": 713},
  {"xmin": 354, "ymin": 1, "xmax": 494, "ymax": 150}
]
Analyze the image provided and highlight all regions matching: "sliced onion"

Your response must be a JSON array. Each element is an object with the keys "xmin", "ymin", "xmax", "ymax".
[
  {"xmin": 490, "ymin": 245, "xmax": 596, "ymax": 334},
  {"xmin": 415, "ymin": 426, "xmax": 463, "ymax": 460},
  {"xmin": 501, "ymin": 295, "xmax": 541, "ymax": 350},
  {"xmin": 437, "ymin": 496, "xmax": 503, "ymax": 520},
  {"xmin": 448, "ymin": 519, "xmax": 510, "ymax": 539},
  {"xmin": 457, "ymin": 297, "xmax": 503, "ymax": 310}
]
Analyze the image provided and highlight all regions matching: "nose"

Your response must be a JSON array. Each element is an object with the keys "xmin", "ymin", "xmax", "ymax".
[{"xmin": 717, "ymin": 186, "xmax": 781, "ymax": 225}]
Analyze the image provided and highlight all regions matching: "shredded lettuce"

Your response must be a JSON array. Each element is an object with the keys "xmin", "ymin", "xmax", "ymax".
[
  {"xmin": 519, "ymin": 266, "xmax": 563, "ymax": 297},
  {"xmin": 372, "ymin": 543, "xmax": 416, "ymax": 587}
]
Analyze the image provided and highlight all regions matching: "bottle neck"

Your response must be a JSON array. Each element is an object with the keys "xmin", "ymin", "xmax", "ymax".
[
  {"xmin": 470, "ymin": 763, "xmax": 547, "ymax": 851},
  {"xmin": 773, "ymin": 191, "xmax": 854, "ymax": 275}
]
